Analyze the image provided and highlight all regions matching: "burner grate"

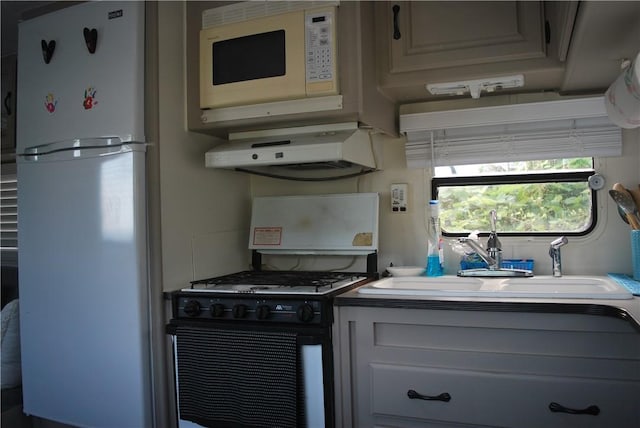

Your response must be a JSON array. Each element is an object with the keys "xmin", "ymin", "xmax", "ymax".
[{"xmin": 190, "ymin": 270, "xmax": 364, "ymax": 293}]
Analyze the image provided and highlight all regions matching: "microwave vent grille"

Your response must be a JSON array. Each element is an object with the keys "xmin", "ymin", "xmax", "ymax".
[{"xmin": 203, "ymin": 1, "xmax": 339, "ymax": 29}]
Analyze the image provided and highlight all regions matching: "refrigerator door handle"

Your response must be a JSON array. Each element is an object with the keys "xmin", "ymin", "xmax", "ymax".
[{"xmin": 20, "ymin": 137, "xmax": 146, "ymax": 161}]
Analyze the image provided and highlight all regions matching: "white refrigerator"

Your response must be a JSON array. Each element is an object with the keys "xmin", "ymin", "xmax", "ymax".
[{"xmin": 16, "ymin": 2, "xmax": 152, "ymax": 427}]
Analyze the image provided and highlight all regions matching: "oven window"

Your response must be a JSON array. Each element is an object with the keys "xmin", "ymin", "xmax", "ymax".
[{"xmin": 212, "ymin": 30, "xmax": 286, "ymax": 85}]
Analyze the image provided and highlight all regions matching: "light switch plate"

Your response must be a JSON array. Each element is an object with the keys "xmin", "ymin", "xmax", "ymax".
[{"xmin": 391, "ymin": 183, "xmax": 408, "ymax": 212}]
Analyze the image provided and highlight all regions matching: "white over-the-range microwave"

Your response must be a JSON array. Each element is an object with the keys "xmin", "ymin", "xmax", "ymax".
[{"xmin": 199, "ymin": 2, "xmax": 339, "ymax": 109}]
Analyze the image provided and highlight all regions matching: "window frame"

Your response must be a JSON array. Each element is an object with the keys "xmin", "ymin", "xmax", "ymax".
[{"xmin": 431, "ymin": 170, "xmax": 598, "ymax": 238}]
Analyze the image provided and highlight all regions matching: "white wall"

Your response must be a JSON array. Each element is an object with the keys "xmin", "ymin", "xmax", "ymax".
[
  {"xmin": 157, "ymin": 2, "xmax": 251, "ymax": 293},
  {"xmin": 252, "ymin": 128, "xmax": 640, "ymax": 277}
]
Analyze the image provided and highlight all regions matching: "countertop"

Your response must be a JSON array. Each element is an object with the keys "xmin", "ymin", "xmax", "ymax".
[{"xmin": 336, "ymin": 286, "xmax": 640, "ymax": 332}]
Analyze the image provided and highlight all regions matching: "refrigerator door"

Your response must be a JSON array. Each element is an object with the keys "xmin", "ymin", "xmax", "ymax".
[
  {"xmin": 17, "ymin": 142, "xmax": 151, "ymax": 427},
  {"xmin": 16, "ymin": 1, "xmax": 144, "ymax": 152}
]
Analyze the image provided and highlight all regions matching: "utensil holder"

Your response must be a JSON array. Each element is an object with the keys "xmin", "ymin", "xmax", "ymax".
[{"xmin": 632, "ymin": 230, "xmax": 640, "ymax": 281}]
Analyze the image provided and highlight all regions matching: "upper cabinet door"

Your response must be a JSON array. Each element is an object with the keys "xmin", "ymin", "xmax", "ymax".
[
  {"xmin": 385, "ymin": 1, "xmax": 545, "ymax": 74},
  {"xmin": 374, "ymin": 1, "xmax": 569, "ymax": 102}
]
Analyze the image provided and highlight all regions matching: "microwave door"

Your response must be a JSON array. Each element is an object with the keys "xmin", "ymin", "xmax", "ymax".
[{"xmin": 199, "ymin": 10, "xmax": 306, "ymax": 109}]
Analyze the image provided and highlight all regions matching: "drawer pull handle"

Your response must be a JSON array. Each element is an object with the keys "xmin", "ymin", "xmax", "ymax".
[
  {"xmin": 549, "ymin": 402, "xmax": 600, "ymax": 416},
  {"xmin": 407, "ymin": 389, "xmax": 451, "ymax": 402}
]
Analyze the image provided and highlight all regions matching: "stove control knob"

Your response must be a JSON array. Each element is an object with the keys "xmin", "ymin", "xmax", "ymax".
[
  {"xmin": 232, "ymin": 304, "xmax": 247, "ymax": 319},
  {"xmin": 256, "ymin": 305, "xmax": 271, "ymax": 320},
  {"xmin": 297, "ymin": 304, "xmax": 315, "ymax": 323},
  {"xmin": 183, "ymin": 300, "xmax": 201, "ymax": 317},
  {"xmin": 210, "ymin": 303, "xmax": 225, "ymax": 318}
]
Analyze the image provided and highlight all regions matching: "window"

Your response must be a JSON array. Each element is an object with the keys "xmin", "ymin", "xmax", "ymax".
[
  {"xmin": 432, "ymin": 158, "xmax": 596, "ymax": 236},
  {"xmin": 401, "ymin": 103, "xmax": 622, "ymax": 237},
  {"xmin": 1, "ymin": 163, "xmax": 18, "ymax": 266}
]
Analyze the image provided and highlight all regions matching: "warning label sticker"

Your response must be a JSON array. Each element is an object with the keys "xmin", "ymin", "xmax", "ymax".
[{"xmin": 253, "ymin": 227, "xmax": 282, "ymax": 246}]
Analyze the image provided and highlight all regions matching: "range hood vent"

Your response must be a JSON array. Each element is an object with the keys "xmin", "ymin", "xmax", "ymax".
[{"xmin": 205, "ymin": 123, "xmax": 378, "ymax": 180}]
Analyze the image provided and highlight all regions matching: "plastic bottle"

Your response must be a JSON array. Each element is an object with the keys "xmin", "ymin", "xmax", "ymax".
[{"xmin": 426, "ymin": 200, "xmax": 444, "ymax": 276}]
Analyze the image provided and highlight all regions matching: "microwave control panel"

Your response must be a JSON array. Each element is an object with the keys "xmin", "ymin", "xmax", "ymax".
[{"xmin": 304, "ymin": 8, "xmax": 338, "ymax": 93}]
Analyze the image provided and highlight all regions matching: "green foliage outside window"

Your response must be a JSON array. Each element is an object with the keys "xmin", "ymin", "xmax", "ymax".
[
  {"xmin": 438, "ymin": 182, "xmax": 592, "ymax": 233},
  {"xmin": 434, "ymin": 158, "xmax": 594, "ymax": 235}
]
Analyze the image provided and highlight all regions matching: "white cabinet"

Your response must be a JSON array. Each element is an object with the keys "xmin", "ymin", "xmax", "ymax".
[
  {"xmin": 371, "ymin": 364, "xmax": 636, "ymax": 427},
  {"xmin": 333, "ymin": 305, "xmax": 640, "ymax": 427},
  {"xmin": 383, "ymin": 1, "xmax": 546, "ymax": 74},
  {"xmin": 374, "ymin": 1, "xmax": 574, "ymax": 102}
]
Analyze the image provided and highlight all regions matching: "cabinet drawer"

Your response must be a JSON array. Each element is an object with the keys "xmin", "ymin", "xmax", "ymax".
[{"xmin": 371, "ymin": 363, "xmax": 640, "ymax": 428}]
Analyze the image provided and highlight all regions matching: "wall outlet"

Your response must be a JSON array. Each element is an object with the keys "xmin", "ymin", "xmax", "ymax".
[{"xmin": 391, "ymin": 183, "xmax": 408, "ymax": 212}]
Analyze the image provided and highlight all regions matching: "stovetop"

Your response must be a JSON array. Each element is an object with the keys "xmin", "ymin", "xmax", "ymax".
[
  {"xmin": 172, "ymin": 270, "xmax": 373, "ymax": 325},
  {"xmin": 185, "ymin": 270, "xmax": 368, "ymax": 295}
]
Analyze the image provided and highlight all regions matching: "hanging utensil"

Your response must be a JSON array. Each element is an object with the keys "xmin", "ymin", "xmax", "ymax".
[
  {"xmin": 609, "ymin": 189, "xmax": 640, "ymax": 229},
  {"xmin": 613, "ymin": 183, "xmax": 630, "ymax": 225},
  {"xmin": 612, "ymin": 183, "xmax": 631, "ymax": 225},
  {"xmin": 627, "ymin": 184, "xmax": 640, "ymax": 212},
  {"xmin": 617, "ymin": 206, "xmax": 630, "ymax": 225},
  {"xmin": 612, "ymin": 182, "xmax": 627, "ymax": 193}
]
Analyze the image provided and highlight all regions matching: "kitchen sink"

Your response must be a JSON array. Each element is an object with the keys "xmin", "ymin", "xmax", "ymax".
[
  {"xmin": 496, "ymin": 276, "xmax": 633, "ymax": 299},
  {"xmin": 357, "ymin": 276, "xmax": 484, "ymax": 296},
  {"xmin": 357, "ymin": 275, "xmax": 633, "ymax": 299}
]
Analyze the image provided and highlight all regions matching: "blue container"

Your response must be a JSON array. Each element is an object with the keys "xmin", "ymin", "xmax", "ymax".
[
  {"xmin": 502, "ymin": 259, "xmax": 535, "ymax": 270},
  {"xmin": 460, "ymin": 260, "xmax": 488, "ymax": 270},
  {"xmin": 460, "ymin": 259, "xmax": 534, "ymax": 271}
]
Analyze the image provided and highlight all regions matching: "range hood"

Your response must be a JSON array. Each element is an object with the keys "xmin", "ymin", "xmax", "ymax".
[{"xmin": 205, "ymin": 123, "xmax": 378, "ymax": 180}]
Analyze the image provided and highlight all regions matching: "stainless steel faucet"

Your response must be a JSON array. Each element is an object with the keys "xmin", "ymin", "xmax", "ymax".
[
  {"xmin": 487, "ymin": 210, "xmax": 502, "ymax": 268},
  {"xmin": 457, "ymin": 210, "xmax": 532, "ymax": 278},
  {"xmin": 459, "ymin": 210, "xmax": 502, "ymax": 270},
  {"xmin": 459, "ymin": 237, "xmax": 500, "ymax": 270},
  {"xmin": 549, "ymin": 236, "xmax": 568, "ymax": 277}
]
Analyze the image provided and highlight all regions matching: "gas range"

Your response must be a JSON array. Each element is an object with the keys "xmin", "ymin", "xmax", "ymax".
[
  {"xmin": 168, "ymin": 193, "xmax": 380, "ymax": 428},
  {"xmin": 171, "ymin": 193, "xmax": 380, "ymax": 326},
  {"xmin": 172, "ymin": 270, "xmax": 372, "ymax": 326}
]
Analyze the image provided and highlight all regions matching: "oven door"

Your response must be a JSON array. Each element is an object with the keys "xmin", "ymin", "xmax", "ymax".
[{"xmin": 169, "ymin": 321, "xmax": 333, "ymax": 428}]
